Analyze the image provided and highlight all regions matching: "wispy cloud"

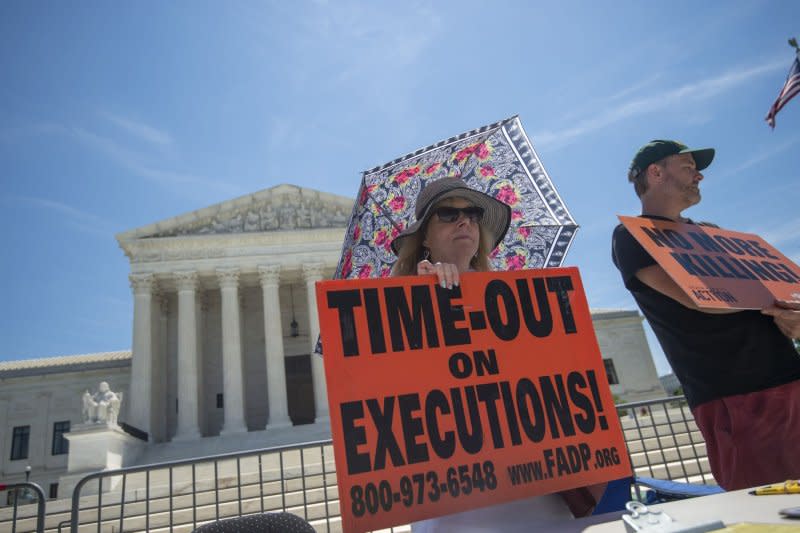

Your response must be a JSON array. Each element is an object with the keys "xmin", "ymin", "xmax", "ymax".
[
  {"xmin": 136, "ymin": 166, "xmax": 243, "ymax": 196},
  {"xmin": 231, "ymin": 1, "xmax": 442, "ymax": 155},
  {"xmin": 9, "ymin": 196, "xmax": 111, "ymax": 236},
  {"xmin": 35, "ymin": 123, "xmax": 241, "ymax": 197},
  {"xmin": 329, "ymin": 12, "xmax": 439, "ymax": 86},
  {"xmin": 534, "ymin": 59, "xmax": 787, "ymax": 150},
  {"xmin": 747, "ymin": 216, "xmax": 800, "ymax": 247},
  {"xmin": 607, "ymin": 74, "xmax": 664, "ymax": 102},
  {"xmin": 724, "ymin": 178, "xmax": 800, "ymax": 213},
  {"xmin": 267, "ymin": 116, "xmax": 306, "ymax": 152},
  {"xmin": 279, "ymin": 1, "xmax": 440, "ymax": 107},
  {"xmin": 70, "ymin": 125, "xmax": 142, "ymax": 165},
  {"xmin": 100, "ymin": 111, "xmax": 173, "ymax": 146},
  {"xmin": 717, "ymin": 136, "xmax": 800, "ymax": 178}
]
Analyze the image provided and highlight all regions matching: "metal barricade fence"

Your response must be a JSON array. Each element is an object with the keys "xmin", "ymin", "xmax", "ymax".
[
  {"xmin": 616, "ymin": 396, "xmax": 714, "ymax": 485},
  {"xmin": 0, "ymin": 482, "xmax": 46, "ymax": 533},
  {"xmin": 68, "ymin": 439, "xmax": 346, "ymax": 533},
  {"xmin": 0, "ymin": 396, "xmax": 714, "ymax": 532}
]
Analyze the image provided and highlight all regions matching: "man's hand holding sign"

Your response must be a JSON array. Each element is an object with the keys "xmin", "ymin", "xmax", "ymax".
[{"xmin": 316, "ymin": 268, "xmax": 631, "ymax": 532}]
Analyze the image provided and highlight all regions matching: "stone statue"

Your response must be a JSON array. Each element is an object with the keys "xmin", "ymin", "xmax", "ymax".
[
  {"xmin": 211, "ymin": 217, "xmax": 226, "ymax": 233},
  {"xmin": 244, "ymin": 210, "xmax": 260, "ymax": 232},
  {"xmin": 82, "ymin": 382, "xmax": 122, "ymax": 425},
  {"xmin": 279, "ymin": 204, "xmax": 295, "ymax": 229},
  {"xmin": 81, "ymin": 390, "xmax": 92, "ymax": 421},
  {"xmin": 227, "ymin": 213, "xmax": 243, "ymax": 232},
  {"xmin": 332, "ymin": 208, "xmax": 347, "ymax": 225},
  {"xmin": 260, "ymin": 204, "xmax": 278, "ymax": 230},
  {"xmin": 296, "ymin": 202, "xmax": 312, "ymax": 228}
]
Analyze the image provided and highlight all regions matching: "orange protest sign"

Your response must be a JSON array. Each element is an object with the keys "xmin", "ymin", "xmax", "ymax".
[
  {"xmin": 315, "ymin": 267, "xmax": 631, "ymax": 533},
  {"xmin": 619, "ymin": 216, "xmax": 800, "ymax": 310}
]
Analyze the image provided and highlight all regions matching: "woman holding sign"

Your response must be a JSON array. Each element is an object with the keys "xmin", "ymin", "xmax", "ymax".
[{"xmin": 391, "ymin": 177, "xmax": 605, "ymax": 531}]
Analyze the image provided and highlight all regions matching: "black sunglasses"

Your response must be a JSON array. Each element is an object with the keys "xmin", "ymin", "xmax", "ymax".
[{"xmin": 432, "ymin": 205, "xmax": 484, "ymax": 223}]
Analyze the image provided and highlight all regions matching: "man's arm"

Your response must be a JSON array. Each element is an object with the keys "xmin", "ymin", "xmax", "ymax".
[
  {"xmin": 639, "ymin": 265, "xmax": 800, "ymax": 331},
  {"xmin": 635, "ymin": 265, "xmax": 740, "ymax": 314},
  {"xmin": 614, "ymin": 222, "xmax": 738, "ymax": 315}
]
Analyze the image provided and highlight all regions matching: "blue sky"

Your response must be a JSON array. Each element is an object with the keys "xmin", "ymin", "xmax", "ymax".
[{"xmin": 1, "ymin": 1, "xmax": 798, "ymax": 375}]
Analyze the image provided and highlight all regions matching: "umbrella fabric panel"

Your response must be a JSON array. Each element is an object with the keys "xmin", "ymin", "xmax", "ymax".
[
  {"xmin": 333, "ymin": 116, "xmax": 578, "ymax": 281},
  {"xmin": 460, "ymin": 124, "xmax": 577, "ymax": 270}
]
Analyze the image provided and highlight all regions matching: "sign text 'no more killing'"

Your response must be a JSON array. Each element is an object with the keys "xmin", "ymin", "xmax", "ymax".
[
  {"xmin": 618, "ymin": 216, "xmax": 800, "ymax": 309},
  {"xmin": 315, "ymin": 268, "xmax": 631, "ymax": 532}
]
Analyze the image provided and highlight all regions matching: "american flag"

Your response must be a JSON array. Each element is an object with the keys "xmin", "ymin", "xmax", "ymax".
[{"xmin": 765, "ymin": 52, "xmax": 800, "ymax": 128}]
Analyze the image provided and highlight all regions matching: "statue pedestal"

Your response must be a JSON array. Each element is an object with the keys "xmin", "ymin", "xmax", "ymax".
[{"xmin": 59, "ymin": 423, "xmax": 146, "ymax": 497}]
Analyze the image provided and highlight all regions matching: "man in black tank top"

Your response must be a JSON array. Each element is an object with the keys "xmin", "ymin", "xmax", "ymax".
[{"xmin": 611, "ymin": 139, "xmax": 800, "ymax": 490}]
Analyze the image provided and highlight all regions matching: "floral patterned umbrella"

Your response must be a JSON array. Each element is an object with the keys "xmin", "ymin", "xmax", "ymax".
[{"xmin": 334, "ymin": 116, "xmax": 578, "ymax": 280}]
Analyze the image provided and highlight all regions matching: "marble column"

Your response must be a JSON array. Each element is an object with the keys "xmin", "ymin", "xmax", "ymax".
[
  {"xmin": 259, "ymin": 265, "xmax": 292, "ymax": 429},
  {"xmin": 217, "ymin": 268, "xmax": 247, "ymax": 435},
  {"xmin": 129, "ymin": 273, "xmax": 155, "ymax": 439},
  {"xmin": 303, "ymin": 263, "xmax": 329, "ymax": 422},
  {"xmin": 155, "ymin": 295, "xmax": 170, "ymax": 443},
  {"xmin": 173, "ymin": 271, "xmax": 201, "ymax": 440},
  {"xmin": 197, "ymin": 293, "xmax": 208, "ymax": 436}
]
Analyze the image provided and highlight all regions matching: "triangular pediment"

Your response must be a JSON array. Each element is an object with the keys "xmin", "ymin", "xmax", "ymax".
[{"xmin": 117, "ymin": 184, "xmax": 355, "ymax": 240}]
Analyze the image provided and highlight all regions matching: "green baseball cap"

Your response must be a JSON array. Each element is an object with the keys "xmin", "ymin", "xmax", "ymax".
[{"xmin": 628, "ymin": 139, "xmax": 715, "ymax": 180}]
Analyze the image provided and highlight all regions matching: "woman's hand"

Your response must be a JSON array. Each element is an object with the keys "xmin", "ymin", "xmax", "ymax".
[{"xmin": 417, "ymin": 260, "xmax": 460, "ymax": 289}]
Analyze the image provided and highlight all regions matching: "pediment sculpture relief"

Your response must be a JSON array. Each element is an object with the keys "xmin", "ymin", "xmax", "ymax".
[{"xmin": 152, "ymin": 196, "xmax": 352, "ymax": 237}]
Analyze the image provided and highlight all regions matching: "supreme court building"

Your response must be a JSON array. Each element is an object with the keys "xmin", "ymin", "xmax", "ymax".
[{"xmin": 0, "ymin": 184, "xmax": 664, "ymax": 504}]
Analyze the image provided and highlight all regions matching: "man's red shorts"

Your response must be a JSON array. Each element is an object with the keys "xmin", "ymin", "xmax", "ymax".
[{"xmin": 693, "ymin": 379, "xmax": 800, "ymax": 490}]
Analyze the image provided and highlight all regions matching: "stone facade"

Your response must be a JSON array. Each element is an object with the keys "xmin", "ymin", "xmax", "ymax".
[
  {"xmin": 0, "ymin": 183, "xmax": 664, "ymax": 506},
  {"xmin": 592, "ymin": 309, "xmax": 665, "ymax": 402},
  {"xmin": 115, "ymin": 185, "xmax": 348, "ymax": 445},
  {"xmin": 0, "ymin": 352, "xmax": 131, "ymax": 503}
]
